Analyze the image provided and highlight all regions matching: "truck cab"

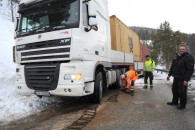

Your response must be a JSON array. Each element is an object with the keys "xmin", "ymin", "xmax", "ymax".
[{"xmin": 14, "ymin": 0, "xmax": 112, "ymax": 103}]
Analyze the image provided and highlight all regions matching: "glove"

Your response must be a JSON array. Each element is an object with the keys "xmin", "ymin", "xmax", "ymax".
[
  {"xmin": 167, "ymin": 76, "xmax": 170, "ymax": 81},
  {"xmin": 143, "ymin": 72, "xmax": 145, "ymax": 77},
  {"xmin": 121, "ymin": 74, "xmax": 127, "ymax": 79}
]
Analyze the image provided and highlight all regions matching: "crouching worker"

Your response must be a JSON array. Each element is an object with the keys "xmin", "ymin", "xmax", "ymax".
[{"xmin": 121, "ymin": 65, "xmax": 138, "ymax": 95}]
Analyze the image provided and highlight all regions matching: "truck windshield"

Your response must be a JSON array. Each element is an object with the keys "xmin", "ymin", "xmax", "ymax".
[{"xmin": 17, "ymin": 0, "xmax": 79, "ymax": 37}]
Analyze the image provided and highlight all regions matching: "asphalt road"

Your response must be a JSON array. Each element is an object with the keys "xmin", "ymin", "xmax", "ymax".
[
  {"xmin": 1, "ymin": 78, "xmax": 195, "ymax": 130},
  {"xmin": 83, "ymin": 81, "xmax": 195, "ymax": 130}
]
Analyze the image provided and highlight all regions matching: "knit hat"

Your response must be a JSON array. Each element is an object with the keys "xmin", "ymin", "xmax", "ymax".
[{"xmin": 145, "ymin": 55, "xmax": 150, "ymax": 58}]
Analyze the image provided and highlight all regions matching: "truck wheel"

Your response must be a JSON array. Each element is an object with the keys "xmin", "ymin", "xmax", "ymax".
[
  {"xmin": 89, "ymin": 72, "xmax": 103, "ymax": 104},
  {"xmin": 115, "ymin": 69, "xmax": 122, "ymax": 88}
]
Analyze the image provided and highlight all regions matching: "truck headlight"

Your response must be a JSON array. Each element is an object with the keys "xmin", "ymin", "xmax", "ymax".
[{"xmin": 64, "ymin": 74, "xmax": 82, "ymax": 80}]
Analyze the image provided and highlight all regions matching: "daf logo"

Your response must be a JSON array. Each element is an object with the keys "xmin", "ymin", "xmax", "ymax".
[
  {"xmin": 38, "ymin": 35, "xmax": 42, "ymax": 39},
  {"xmin": 17, "ymin": 45, "xmax": 25, "ymax": 49},
  {"xmin": 60, "ymin": 39, "xmax": 70, "ymax": 44}
]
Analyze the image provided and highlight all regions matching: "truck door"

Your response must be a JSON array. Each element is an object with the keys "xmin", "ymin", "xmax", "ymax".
[{"xmin": 96, "ymin": 13, "xmax": 107, "ymax": 57}]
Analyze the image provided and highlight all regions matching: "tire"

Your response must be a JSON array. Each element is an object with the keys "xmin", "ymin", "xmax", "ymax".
[
  {"xmin": 115, "ymin": 69, "xmax": 123, "ymax": 88},
  {"xmin": 89, "ymin": 72, "xmax": 103, "ymax": 103}
]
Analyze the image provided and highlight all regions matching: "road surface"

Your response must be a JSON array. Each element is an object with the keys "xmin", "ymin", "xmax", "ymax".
[
  {"xmin": 83, "ymin": 80, "xmax": 195, "ymax": 130},
  {"xmin": 1, "ymin": 78, "xmax": 195, "ymax": 130}
]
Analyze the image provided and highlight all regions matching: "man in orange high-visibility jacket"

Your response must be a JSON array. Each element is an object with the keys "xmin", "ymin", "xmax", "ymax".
[{"xmin": 121, "ymin": 65, "xmax": 138, "ymax": 95}]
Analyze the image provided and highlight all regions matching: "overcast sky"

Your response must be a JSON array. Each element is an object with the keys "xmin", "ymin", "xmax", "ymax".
[{"xmin": 107, "ymin": 0, "xmax": 195, "ymax": 34}]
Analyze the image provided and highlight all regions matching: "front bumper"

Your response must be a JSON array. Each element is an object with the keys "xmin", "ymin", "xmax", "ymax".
[
  {"xmin": 15, "ymin": 61, "xmax": 96, "ymax": 97},
  {"xmin": 16, "ymin": 82, "xmax": 94, "ymax": 97}
]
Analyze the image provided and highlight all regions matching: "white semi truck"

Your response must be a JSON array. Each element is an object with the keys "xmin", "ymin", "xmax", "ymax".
[{"xmin": 13, "ymin": 0, "xmax": 143, "ymax": 103}]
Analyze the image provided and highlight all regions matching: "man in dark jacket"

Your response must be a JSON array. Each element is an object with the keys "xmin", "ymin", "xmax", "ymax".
[{"xmin": 167, "ymin": 44, "xmax": 194, "ymax": 110}]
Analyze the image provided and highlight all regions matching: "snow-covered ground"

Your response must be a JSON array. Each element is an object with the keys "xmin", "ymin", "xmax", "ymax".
[
  {"xmin": 0, "ymin": 15, "xmax": 63, "ymax": 125},
  {"xmin": 0, "ymin": 12, "xmax": 195, "ymax": 125}
]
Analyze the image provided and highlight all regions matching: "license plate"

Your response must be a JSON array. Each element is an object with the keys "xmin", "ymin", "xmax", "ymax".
[{"xmin": 35, "ymin": 91, "xmax": 50, "ymax": 96}]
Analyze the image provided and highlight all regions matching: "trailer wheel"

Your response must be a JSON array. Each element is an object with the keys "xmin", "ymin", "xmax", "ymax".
[{"xmin": 89, "ymin": 72, "xmax": 103, "ymax": 103}]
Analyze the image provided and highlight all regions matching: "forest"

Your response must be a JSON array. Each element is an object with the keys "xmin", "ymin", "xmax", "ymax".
[{"xmin": 131, "ymin": 22, "xmax": 195, "ymax": 69}]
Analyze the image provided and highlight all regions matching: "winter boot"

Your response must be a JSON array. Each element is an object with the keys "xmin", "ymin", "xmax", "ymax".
[
  {"xmin": 130, "ymin": 86, "xmax": 134, "ymax": 96},
  {"xmin": 167, "ymin": 102, "xmax": 178, "ymax": 106},
  {"xmin": 150, "ymin": 85, "xmax": 153, "ymax": 90},
  {"xmin": 177, "ymin": 105, "xmax": 186, "ymax": 110},
  {"xmin": 143, "ymin": 85, "xmax": 148, "ymax": 89},
  {"xmin": 125, "ymin": 88, "xmax": 131, "ymax": 93}
]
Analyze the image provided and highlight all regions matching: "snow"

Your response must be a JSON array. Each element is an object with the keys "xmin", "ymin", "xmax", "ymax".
[
  {"xmin": 0, "ymin": 15, "xmax": 62, "ymax": 125},
  {"xmin": 0, "ymin": 11, "xmax": 195, "ymax": 126}
]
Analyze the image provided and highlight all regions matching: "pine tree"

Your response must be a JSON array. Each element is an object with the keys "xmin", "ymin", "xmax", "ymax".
[
  {"xmin": 8, "ymin": 0, "xmax": 19, "ymax": 22},
  {"xmin": 151, "ymin": 21, "xmax": 186, "ymax": 69},
  {"xmin": 0, "ymin": 0, "xmax": 2, "ymax": 7},
  {"xmin": 187, "ymin": 34, "xmax": 195, "ymax": 59}
]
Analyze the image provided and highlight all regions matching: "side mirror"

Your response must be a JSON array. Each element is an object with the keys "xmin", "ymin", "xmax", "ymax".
[
  {"xmin": 84, "ymin": 17, "xmax": 98, "ymax": 32},
  {"xmin": 89, "ymin": 17, "xmax": 98, "ymax": 26},
  {"xmin": 88, "ymin": 0, "xmax": 96, "ymax": 17},
  {"xmin": 14, "ymin": 17, "xmax": 19, "ymax": 31}
]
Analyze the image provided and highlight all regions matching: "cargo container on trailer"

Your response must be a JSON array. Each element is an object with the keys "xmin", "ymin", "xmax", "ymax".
[{"xmin": 110, "ymin": 15, "xmax": 143, "ymax": 71}]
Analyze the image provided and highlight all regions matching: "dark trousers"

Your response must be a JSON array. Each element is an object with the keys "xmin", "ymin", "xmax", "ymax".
[
  {"xmin": 172, "ymin": 78, "xmax": 187, "ymax": 107},
  {"xmin": 144, "ymin": 71, "xmax": 153, "ymax": 87},
  {"xmin": 131, "ymin": 80, "xmax": 135, "ymax": 86}
]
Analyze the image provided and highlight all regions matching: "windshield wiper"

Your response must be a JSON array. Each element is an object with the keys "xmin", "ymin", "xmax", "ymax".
[
  {"xmin": 19, "ymin": 28, "xmax": 33, "ymax": 36},
  {"xmin": 36, "ymin": 28, "xmax": 46, "ymax": 33},
  {"xmin": 20, "ymin": 31, "xmax": 31, "ymax": 36},
  {"xmin": 52, "ymin": 25, "xmax": 66, "ymax": 30},
  {"xmin": 50, "ymin": 21, "xmax": 67, "ymax": 30},
  {"xmin": 31, "ymin": 25, "xmax": 50, "ymax": 33}
]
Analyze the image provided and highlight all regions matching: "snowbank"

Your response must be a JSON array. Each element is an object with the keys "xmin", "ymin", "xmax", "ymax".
[{"xmin": 0, "ymin": 15, "xmax": 60, "ymax": 125}]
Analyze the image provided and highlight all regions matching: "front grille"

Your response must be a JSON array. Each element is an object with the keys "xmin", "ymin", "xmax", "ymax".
[
  {"xmin": 25, "ymin": 63, "xmax": 60, "ymax": 91},
  {"xmin": 17, "ymin": 38, "xmax": 71, "ymax": 63}
]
